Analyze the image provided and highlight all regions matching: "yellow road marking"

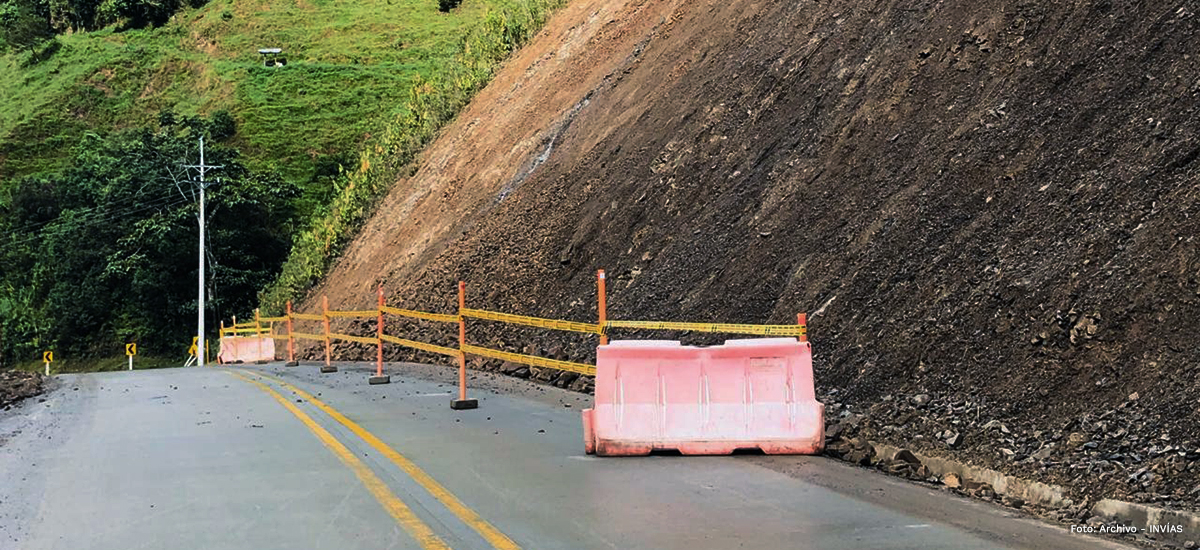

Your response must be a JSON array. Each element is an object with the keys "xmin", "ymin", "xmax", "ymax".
[
  {"xmin": 227, "ymin": 371, "xmax": 449, "ymax": 550},
  {"xmin": 246, "ymin": 370, "xmax": 521, "ymax": 550}
]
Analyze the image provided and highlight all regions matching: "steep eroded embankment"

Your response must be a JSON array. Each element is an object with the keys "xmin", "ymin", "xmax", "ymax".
[{"xmin": 305, "ymin": 0, "xmax": 1200, "ymax": 509}]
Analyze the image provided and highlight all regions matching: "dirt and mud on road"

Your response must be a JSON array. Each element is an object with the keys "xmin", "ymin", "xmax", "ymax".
[
  {"xmin": 296, "ymin": 0, "xmax": 1200, "ymax": 522},
  {"xmin": 0, "ymin": 370, "xmax": 43, "ymax": 410}
]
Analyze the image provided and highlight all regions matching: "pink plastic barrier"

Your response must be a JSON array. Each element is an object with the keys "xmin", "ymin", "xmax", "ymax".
[
  {"xmin": 217, "ymin": 336, "xmax": 276, "ymax": 364},
  {"xmin": 582, "ymin": 338, "xmax": 824, "ymax": 456}
]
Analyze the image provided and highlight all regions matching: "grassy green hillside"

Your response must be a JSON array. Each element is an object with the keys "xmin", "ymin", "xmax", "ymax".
[
  {"xmin": 262, "ymin": 0, "xmax": 564, "ymax": 309},
  {"xmin": 0, "ymin": 0, "xmax": 501, "ymax": 190},
  {"xmin": 0, "ymin": 0, "xmax": 564, "ymax": 364}
]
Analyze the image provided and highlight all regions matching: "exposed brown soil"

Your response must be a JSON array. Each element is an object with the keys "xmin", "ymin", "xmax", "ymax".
[{"xmin": 300, "ymin": 0, "xmax": 1200, "ymax": 515}]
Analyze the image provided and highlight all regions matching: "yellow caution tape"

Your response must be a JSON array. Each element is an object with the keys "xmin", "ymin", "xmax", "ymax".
[
  {"xmin": 380, "ymin": 334, "xmax": 460, "ymax": 357},
  {"xmin": 461, "ymin": 308, "xmax": 601, "ymax": 334},
  {"xmin": 380, "ymin": 306, "xmax": 459, "ymax": 324},
  {"xmin": 291, "ymin": 332, "xmax": 327, "ymax": 341},
  {"xmin": 222, "ymin": 326, "xmax": 265, "ymax": 335},
  {"xmin": 327, "ymin": 310, "xmax": 378, "ymax": 319},
  {"xmin": 233, "ymin": 321, "xmax": 258, "ymax": 328},
  {"xmin": 291, "ymin": 313, "xmax": 325, "ymax": 322},
  {"xmin": 330, "ymin": 333, "xmax": 377, "ymax": 345},
  {"xmin": 461, "ymin": 344, "xmax": 595, "ymax": 376},
  {"xmin": 266, "ymin": 334, "xmax": 291, "ymax": 341},
  {"xmin": 604, "ymin": 320, "xmax": 806, "ymax": 337},
  {"xmin": 259, "ymin": 315, "xmax": 288, "ymax": 323}
]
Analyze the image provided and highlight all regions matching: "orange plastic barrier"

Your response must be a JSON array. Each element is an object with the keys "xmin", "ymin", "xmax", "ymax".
[
  {"xmin": 582, "ymin": 338, "xmax": 823, "ymax": 456},
  {"xmin": 217, "ymin": 336, "xmax": 276, "ymax": 364}
]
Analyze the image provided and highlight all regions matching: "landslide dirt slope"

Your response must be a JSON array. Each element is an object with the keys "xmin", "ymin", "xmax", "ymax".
[
  {"xmin": 0, "ymin": 371, "xmax": 43, "ymax": 410},
  {"xmin": 305, "ymin": 0, "xmax": 1200, "ymax": 505}
]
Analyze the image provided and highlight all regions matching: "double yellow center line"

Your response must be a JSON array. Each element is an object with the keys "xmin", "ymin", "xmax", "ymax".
[{"xmin": 228, "ymin": 370, "xmax": 519, "ymax": 550}]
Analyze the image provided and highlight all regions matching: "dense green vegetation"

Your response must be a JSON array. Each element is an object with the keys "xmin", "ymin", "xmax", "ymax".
[
  {"xmin": 1, "ymin": 0, "xmax": 208, "ymax": 45},
  {"xmin": 0, "ymin": 0, "xmax": 564, "ymax": 365},
  {"xmin": 0, "ymin": 114, "xmax": 296, "ymax": 364},
  {"xmin": 14, "ymin": 354, "xmax": 190, "ymax": 374}
]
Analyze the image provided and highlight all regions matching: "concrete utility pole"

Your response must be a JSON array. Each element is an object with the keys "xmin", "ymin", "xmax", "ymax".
[{"xmin": 184, "ymin": 137, "xmax": 223, "ymax": 367}]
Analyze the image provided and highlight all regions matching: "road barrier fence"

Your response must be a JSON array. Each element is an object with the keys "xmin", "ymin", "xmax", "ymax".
[{"xmin": 219, "ymin": 270, "xmax": 807, "ymax": 410}]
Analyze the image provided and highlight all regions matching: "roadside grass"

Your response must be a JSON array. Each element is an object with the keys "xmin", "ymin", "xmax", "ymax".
[{"xmin": 14, "ymin": 355, "xmax": 188, "ymax": 374}]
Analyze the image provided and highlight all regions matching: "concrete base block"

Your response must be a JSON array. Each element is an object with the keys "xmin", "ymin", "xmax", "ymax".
[
  {"xmin": 369, "ymin": 375, "xmax": 391, "ymax": 385},
  {"xmin": 255, "ymin": 360, "xmax": 268, "ymax": 365},
  {"xmin": 285, "ymin": 361, "xmax": 299, "ymax": 367},
  {"xmin": 450, "ymin": 399, "xmax": 479, "ymax": 410},
  {"xmin": 320, "ymin": 365, "xmax": 337, "ymax": 373},
  {"xmin": 1092, "ymin": 499, "xmax": 1200, "ymax": 547},
  {"xmin": 872, "ymin": 443, "xmax": 1068, "ymax": 508}
]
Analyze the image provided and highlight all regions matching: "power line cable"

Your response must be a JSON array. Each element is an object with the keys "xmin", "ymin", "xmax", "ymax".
[
  {"xmin": 2, "ymin": 172, "xmax": 191, "ymax": 233},
  {"xmin": 1, "ymin": 196, "xmax": 193, "ymax": 249},
  {"xmin": 4, "ymin": 164, "xmax": 204, "ymax": 235},
  {"xmin": 4, "ymin": 191, "xmax": 187, "ymax": 235},
  {"xmin": 3, "ymin": 195, "xmax": 190, "ymax": 246}
]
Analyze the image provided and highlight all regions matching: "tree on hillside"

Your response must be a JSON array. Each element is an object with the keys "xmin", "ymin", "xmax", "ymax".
[
  {"xmin": 0, "ymin": 113, "xmax": 299, "ymax": 363},
  {"xmin": 95, "ymin": 0, "xmax": 184, "ymax": 30},
  {"xmin": 45, "ymin": 0, "xmax": 96, "ymax": 32},
  {"xmin": 1, "ymin": 0, "xmax": 205, "ymax": 43},
  {"xmin": 0, "ymin": 0, "xmax": 52, "ymax": 50}
]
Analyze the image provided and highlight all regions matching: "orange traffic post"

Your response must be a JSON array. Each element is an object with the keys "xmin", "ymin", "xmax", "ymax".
[
  {"xmin": 797, "ymin": 313, "xmax": 808, "ymax": 343},
  {"xmin": 320, "ymin": 295, "xmax": 337, "ymax": 373},
  {"xmin": 217, "ymin": 321, "xmax": 225, "ymax": 365},
  {"xmin": 369, "ymin": 285, "xmax": 390, "ymax": 385},
  {"xmin": 598, "ymin": 269, "xmax": 609, "ymax": 346},
  {"xmin": 253, "ymin": 308, "xmax": 267, "ymax": 365},
  {"xmin": 451, "ymin": 281, "xmax": 478, "ymax": 410},
  {"xmin": 285, "ymin": 300, "xmax": 298, "ymax": 366}
]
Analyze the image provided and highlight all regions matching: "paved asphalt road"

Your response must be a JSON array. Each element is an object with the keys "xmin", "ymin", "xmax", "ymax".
[{"xmin": 0, "ymin": 362, "xmax": 1138, "ymax": 550}]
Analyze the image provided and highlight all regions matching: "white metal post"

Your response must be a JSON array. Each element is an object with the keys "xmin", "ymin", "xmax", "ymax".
[
  {"xmin": 128, "ymin": 355, "xmax": 133, "ymax": 371},
  {"xmin": 198, "ymin": 181, "xmax": 205, "ymax": 366},
  {"xmin": 185, "ymin": 136, "xmax": 220, "ymax": 367},
  {"xmin": 44, "ymin": 361, "xmax": 48, "ymax": 376}
]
